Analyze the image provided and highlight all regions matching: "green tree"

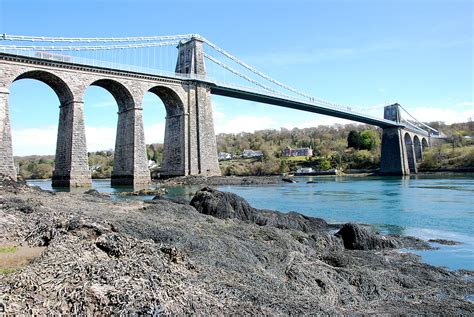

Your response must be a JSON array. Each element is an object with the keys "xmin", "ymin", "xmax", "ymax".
[
  {"xmin": 320, "ymin": 159, "xmax": 332, "ymax": 171},
  {"xmin": 359, "ymin": 130, "xmax": 380, "ymax": 151},
  {"xmin": 27, "ymin": 161, "xmax": 38, "ymax": 173},
  {"xmin": 33, "ymin": 163, "xmax": 53, "ymax": 179},
  {"xmin": 347, "ymin": 130, "xmax": 360, "ymax": 149},
  {"xmin": 279, "ymin": 160, "xmax": 289, "ymax": 174}
]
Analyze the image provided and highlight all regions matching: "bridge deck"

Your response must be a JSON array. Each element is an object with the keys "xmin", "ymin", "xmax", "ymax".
[{"xmin": 210, "ymin": 84, "xmax": 403, "ymax": 128}]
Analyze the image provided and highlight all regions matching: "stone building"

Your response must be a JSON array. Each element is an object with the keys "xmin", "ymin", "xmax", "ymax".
[
  {"xmin": 242, "ymin": 149, "xmax": 263, "ymax": 158},
  {"xmin": 282, "ymin": 146, "xmax": 313, "ymax": 158}
]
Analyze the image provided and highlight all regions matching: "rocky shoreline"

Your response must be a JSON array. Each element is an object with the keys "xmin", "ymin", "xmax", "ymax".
[
  {"xmin": 155, "ymin": 175, "xmax": 284, "ymax": 186},
  {"xmin": 0, "ymin": 176, "xmax": 473, "ymax": 315}
]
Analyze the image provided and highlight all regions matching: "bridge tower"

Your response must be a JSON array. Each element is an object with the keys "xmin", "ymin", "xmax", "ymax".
[
  {"xmin": 164, "ymin": 36, "xmax": 220, "ymax": 177},
  {"xmin": 380, "ymin": 103, "xmax": 411, "ymax": 175},
  {"xmin": 175, "ymin": 36, "xmax": 206, "ymax": 75}
]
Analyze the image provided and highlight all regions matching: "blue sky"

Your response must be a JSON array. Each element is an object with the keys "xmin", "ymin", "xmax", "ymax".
[{"xmin": 1, "ymin": 0, "xmax": 472, "ymax": 155}]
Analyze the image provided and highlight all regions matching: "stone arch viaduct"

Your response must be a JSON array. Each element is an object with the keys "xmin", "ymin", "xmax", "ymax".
[
  {"xmin": 0, "ymin": 38, "xmax": 433, "ymax": 187},
  {"xmin": 0, "ymin": 39, "xmax": 219, "ymax": 187}
]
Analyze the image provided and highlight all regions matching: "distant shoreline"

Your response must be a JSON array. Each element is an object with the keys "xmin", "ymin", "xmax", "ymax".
[{"xmin": 21, "ymin": 168, "xmax": 474, "ymax": 184}]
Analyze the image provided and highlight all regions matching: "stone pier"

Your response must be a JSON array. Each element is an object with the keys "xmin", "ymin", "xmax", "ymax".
[
  {"xmin": 52, "ymin": 100, "xmax": 91, "ymax": 187},
  {"xmin": 380, "ymin": 104, "xmax": 429, "ymax": 175},
  {"xmin": 112, "ymin": 106, "xmax": 151, "ymax": 187},
  {"xmin": 0, "ymin": 87, "xmax": 16, "ymax": 180}
]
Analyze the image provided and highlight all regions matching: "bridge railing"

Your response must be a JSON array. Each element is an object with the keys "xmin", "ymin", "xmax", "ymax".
[
  {"xmin": 400, "ymin": 118, "xmax": 442, "ymax": 137},
  {"xmin": 0, "ymin": 48, "xmax": 210, "ymax": 81},
  {"xmin": 209, "ymin": 80, "xmax": 366, "ymax": 115}
]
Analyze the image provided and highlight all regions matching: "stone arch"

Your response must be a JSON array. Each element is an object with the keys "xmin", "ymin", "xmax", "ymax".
[
  {"xmin": 148, "ymin": 86, "xmax": 185, "ymax": 116},
  {"xmin": 8, "ymin": 70, "xmax": 91, "ymax": 187},
  {"xmin": 421, "ymin": 137, "xmax": 429, "ymax": 150},
  {"xmin": 413, "ymin": 135, "xmax": 422, "ymax": 162},
  {"xmin": 85, "ymin": 78, "xmax": 149, "ymax": 186},
  {"xmin": 13, "ymin": 70, "xmax": 74, "ymax": 104},
  {"xmin": 404, "ymin": 133, "xmax": 416, "ymax": 173},
  {"xmin": 89, "ymin": 79, "xmax": 135, "ymax": 112},
  {"xmin": 146, "ymin": 85, "xmax": 186, "ymax": 176}
]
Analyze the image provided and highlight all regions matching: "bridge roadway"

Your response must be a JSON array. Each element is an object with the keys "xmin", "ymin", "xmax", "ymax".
[
  {"xmin": 0, "ymin": 52, "xmax": 405, "ymax": 130},
  {"xmin": 209, "ymin": 84, "xmax": 405, "ymax": 129}
]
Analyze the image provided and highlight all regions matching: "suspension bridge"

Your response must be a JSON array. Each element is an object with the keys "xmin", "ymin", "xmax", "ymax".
[{"xmin": 0, "ymin": 34, "xmax": 440, "ymax": 187}]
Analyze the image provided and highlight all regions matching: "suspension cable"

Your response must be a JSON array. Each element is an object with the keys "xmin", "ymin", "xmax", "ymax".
[
  {"xmin": 398, "ymin": 104, "xmax": 439, "ymax": 133},
  {"xmin": 204, "ymin": 45, "xmax": 353, "ymax": 111},
  {"xmin": 201, "ymin": 37, "xmax": 314, "ymax": 100},
  {"xmin": 401, "ymin": 118, "xmax": 426, "ymax": 131},
  {"xmin": 1, "ymin": 33, "xmax": 195, "ymax": 43},
  {"xmin": 0, "ymin": 41, "xmax": 181, "ymax": 51},
  {"xmin": 205, "ymin": 53, "xmax": 278, "ymax": 94}
]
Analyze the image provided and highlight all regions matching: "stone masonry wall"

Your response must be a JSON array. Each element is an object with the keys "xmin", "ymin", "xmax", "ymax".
[
  {"xmin": 52, "ymin": 100, "xmax": 91, "ymax": 187},
  {"xmin": 0, "ymin": 88, "xmax": 16, "ymax": 179},
  {"xmin": 175, "ymin": 38, "xmax": 220, "ymax": 176},
  {"xmin": 195, "ymin": 84, "xmax": 220, "ymax": 175}
]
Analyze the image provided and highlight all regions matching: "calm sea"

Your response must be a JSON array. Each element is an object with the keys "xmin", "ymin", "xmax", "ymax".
[{"xmin": 28, "ymin": 174, "xmax": 474, "ymax": 271}]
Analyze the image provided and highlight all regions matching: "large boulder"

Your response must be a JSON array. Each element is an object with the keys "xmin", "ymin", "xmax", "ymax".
[
  {"xmin": 335, "ymin": 223, "xmax": 400, "ymax": 250},
  {"xmin": 256, "ymin": 210, "xmax": 328, "ymax": 232},
  {"xmin": 190, "ymin": 187, "xmax": 328, "ymax": 233},
  {"xmin": 190, "ymin": 187, "xmax": 258, "ymax": 221}
]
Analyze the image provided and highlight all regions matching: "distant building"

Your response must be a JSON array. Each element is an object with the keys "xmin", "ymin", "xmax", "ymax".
[
  {"xmin": 296, "ymin": 167, "xmax": 314, "ymax": 174},
  {"xmin": 242, "ymin": 149, "xmax": 263, "ymax": 158},
  {"xmin": 282, "ymin": 146, "xmax": 313, "ymax": 158},
  {"xmin": 218, "ymin": 152, "xmax": 233, "ymax": 161}
]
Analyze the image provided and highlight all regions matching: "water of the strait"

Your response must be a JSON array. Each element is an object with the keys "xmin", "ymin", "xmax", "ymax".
[{"xmin": 28, "ymin": 174, "xmax": 474, "ymax": 271}]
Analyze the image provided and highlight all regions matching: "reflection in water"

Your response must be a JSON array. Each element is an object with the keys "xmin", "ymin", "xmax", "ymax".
[
  {"xmin": 165, "ymin": 185, "xmax": 203, "ymax": 199},
  {"xmin": 27, "ymin": 174, "xmax": 474, "ymax": 270}
]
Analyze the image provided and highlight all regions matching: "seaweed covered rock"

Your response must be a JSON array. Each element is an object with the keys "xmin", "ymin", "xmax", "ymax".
[
  {"xmin": 336, "ymin": 223, "xmax": 400, "ymax": 250},
  {"xmin": 95, "ymin": 233, "xmax": 130, "ymax": 257},
  {"xmin": 190, "ymin": 187, "xmax": 328, "ymax": 233},
  {"xmin": 190, "ymin": 187, "xmax": 258, "ymax": 221},
  {"xmin": 256, "ymin": 210, "xmax": 328, "ymax": 233},
  {"xmin": 0, "ymin": 174, "xmax": 32, "ymax": 193}
]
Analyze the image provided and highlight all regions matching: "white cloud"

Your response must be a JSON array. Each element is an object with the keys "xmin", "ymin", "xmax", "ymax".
[
  {"xmin": 12, "ymin": 125, "xmax": 57, "ymax": 156},
  {"xmin": 213, "ymin": 109, "xmax": 226, "ymax": 120},
  {"xmin": 285, "ymin": 117, "xmax": 360, "ymax": 129},
  {"xmin": 12, "ymin": 125, "xmax": 118, "ymax": 156},
  {"xmin": 12, "ymin": 123, "xmax": 166, "ymax": 156},
  {"xmin": 144, "ymin": 123, "xmax": 165, "ymax": 144},
  {"xmin": 406, "ymin": 107, "xmax": 474, "ymax": 124},
  {"xmin": 85, "ymin": 123, "xmax": 167, "ymax": 150},
  {"xmin": 85, "ymin": 126, "xmax": 116, "ymax": 152},
  {"xmin": 214, "ymin": 115, "xmax": 277, "ymax": 134},
  {"xmin": 456, "ymin": 101, "xmax": 474, "ymax": 107}
]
